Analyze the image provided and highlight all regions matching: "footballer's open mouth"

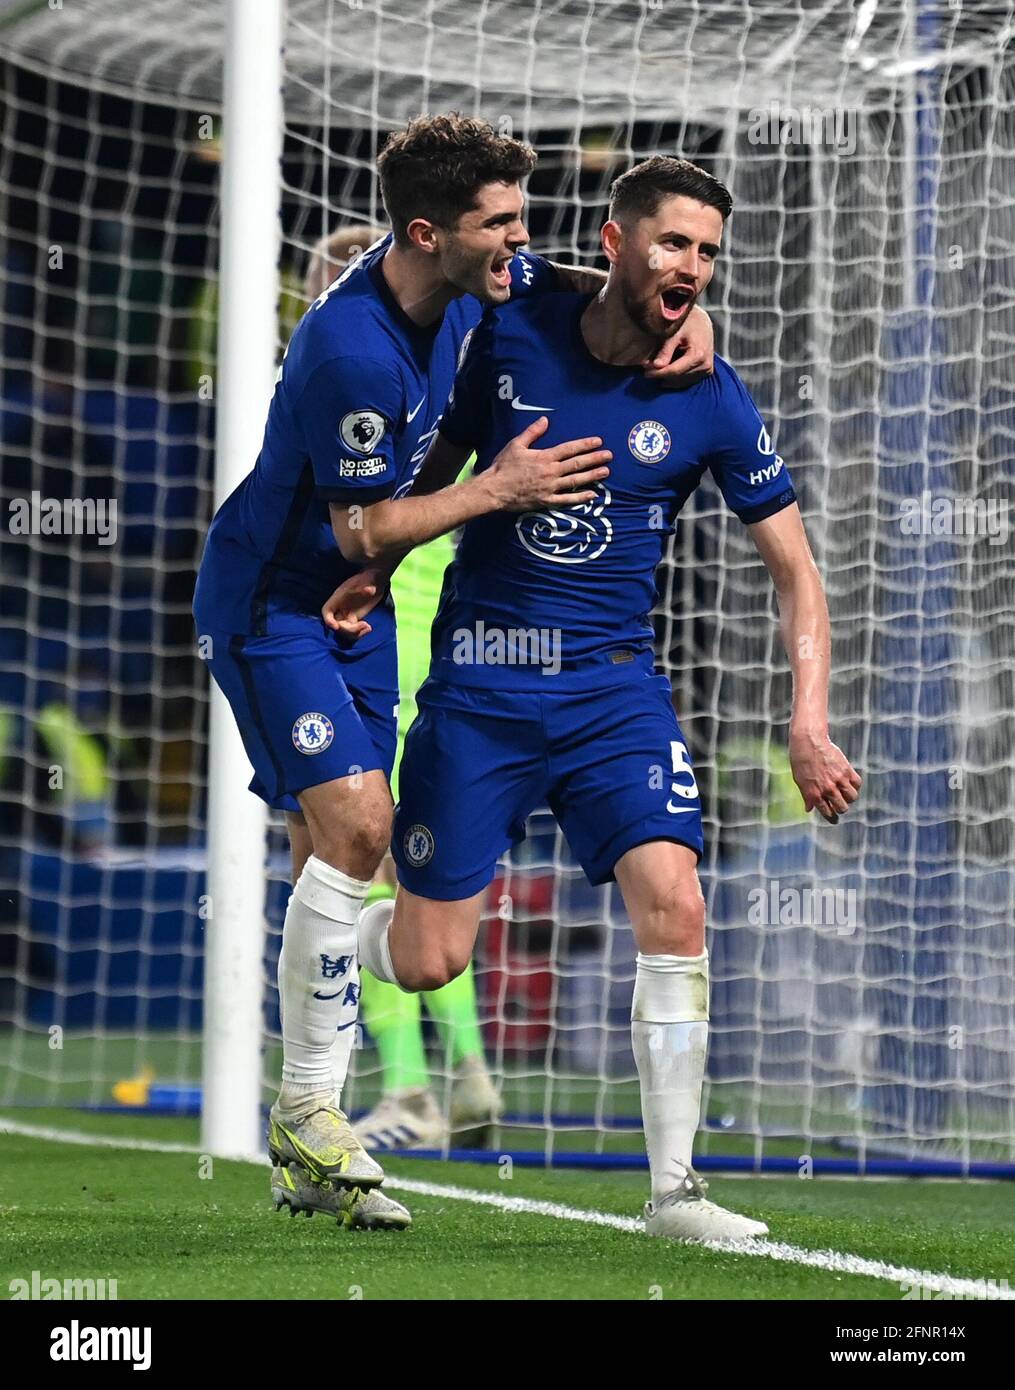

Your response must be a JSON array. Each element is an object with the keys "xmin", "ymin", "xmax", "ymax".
[
  {"xmin": 660, "ymin": 285, "xmax": 695, "ymax": 320},
  {"xmin": 490, "ymin": 257, "xmax": 513, "ymax": 288}
]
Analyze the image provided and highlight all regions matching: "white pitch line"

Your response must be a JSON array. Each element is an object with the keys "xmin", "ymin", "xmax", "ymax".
[
  {"xmin": 0, "ymin": 1120, "xmax": 204, "ymax": 1157},
  {"xmin": 389, "ymin": 1173, "xmax": 642, "ymax": 1233},
  {"xmin": 3, "ymin": 1117, "xmax": 1012, "ymax": 1300}
]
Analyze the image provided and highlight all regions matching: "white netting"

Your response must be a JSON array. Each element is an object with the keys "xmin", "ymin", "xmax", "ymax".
[{"xmin": 1, "ymin": 0, "xmax": 1013, "ymax": 1169}]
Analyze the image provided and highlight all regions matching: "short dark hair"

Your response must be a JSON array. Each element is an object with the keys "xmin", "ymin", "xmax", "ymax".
[
  {"xmin": 377, "ymin": 113, "xmax": 536, "ymax": 246},
  {"xmin": 609, "ymin": 156, "xmax": 733, "ymax": 224}
]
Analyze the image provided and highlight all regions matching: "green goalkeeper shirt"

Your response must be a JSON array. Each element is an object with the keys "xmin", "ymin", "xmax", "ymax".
[{"xmin": 390, "ymin": 532, "xmax": 453, "ymax": 742}]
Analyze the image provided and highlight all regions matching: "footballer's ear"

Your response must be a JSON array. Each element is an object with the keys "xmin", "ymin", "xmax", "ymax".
[
  {"xmin": 600, "ymin": 218, "xmax": 623, "ymax": 266},
  {"xmin": 405, "ymin": 215, "xmax": 440, "ymax": 256}
]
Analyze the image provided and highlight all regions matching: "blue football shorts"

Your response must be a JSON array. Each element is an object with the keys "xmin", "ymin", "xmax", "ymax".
[
  {"xmin": 392, "ymin": 671, "xmax": 703, "ymax": 900},
  {"xmin": 201, "ymin": 621, "xmax": 398, "ymax": 814}
]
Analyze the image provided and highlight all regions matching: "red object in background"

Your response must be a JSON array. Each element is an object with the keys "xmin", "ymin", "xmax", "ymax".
[{"xmin": 480, "ymin": 871, "xmax": 555, "ymax": 1056}]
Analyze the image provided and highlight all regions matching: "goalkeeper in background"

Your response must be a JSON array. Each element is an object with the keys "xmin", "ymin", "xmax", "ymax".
[{"xmin": 305, "ymin": 226, "xmax": 500, "ymax": 1150}]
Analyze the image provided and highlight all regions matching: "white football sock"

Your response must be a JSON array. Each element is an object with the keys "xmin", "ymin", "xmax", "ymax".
[
  {"xmin": 631, "ymin": 950, "xmax": 709, "ymax": 1206},
  {"xmin": 357, "ymin": 897, "xmax": 401, "ymax": 986},
  {"xmin": 276, "ymin": 854, "xmax": 371, "ymax": 1117}
]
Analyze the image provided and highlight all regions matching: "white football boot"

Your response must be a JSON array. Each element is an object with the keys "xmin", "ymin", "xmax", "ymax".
[
  {"xmin": 644, "ymin": 1167, "xmax": 768, "ymax": 1243},
  {"xmin": 268, "ymin": 1098, "xmax": 384, "ymax": 1187},
  {"xmin": 451, "ymin": 1055, "xmax": 503, "ymax": 1146},
  {"xmin": 271, "ymin": 1161, "xmax": 411, "ymax": 1230},
  {"xmin": 353, "ymin": 1088, "xmax": 449, "ymax": 1151}
]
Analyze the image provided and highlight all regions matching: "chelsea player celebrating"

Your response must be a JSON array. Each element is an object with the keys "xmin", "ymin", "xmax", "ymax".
[
  {"xmin": 194, "ymin": 117, "xmax": 714, "ymax": 1227},
  {"xmin": 346, "ymin": 157, "xmax": 862, "ymax": 1242}
]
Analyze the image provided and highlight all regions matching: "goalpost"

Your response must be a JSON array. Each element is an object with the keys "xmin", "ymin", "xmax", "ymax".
[
  {"xmin": 0, "ymin": 0, "xmax": 1012, "ymax": 1175},
  {"xmin": 201, "ymin": 0, "xmax": 282, "ymax": 1161}
]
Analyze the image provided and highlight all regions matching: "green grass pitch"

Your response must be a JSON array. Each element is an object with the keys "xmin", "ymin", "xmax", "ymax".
[{"xmin": 2, "ymin": 1110, "xmax": 1014, "ymax": 1301}]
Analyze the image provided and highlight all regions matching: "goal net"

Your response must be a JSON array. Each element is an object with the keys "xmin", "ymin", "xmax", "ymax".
[{"xmin": 1, "ymin": 0, "xmax": 1012, "ymax": 1173}]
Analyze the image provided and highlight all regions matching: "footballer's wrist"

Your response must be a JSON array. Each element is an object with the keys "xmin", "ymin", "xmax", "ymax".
[
  {"xmin": 789, "ymin": 714, "xmax": 830, "ymax": 742},
  {"xmin": 470, "ymin": 467, "xmax": 506, "ymax": 512}
]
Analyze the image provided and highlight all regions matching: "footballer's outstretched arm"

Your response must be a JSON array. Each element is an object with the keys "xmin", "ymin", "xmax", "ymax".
[
  {"xmin": 330, "ymin": 417, "xmax": 611, "ymax": 565},
  {"xmin": 748, "ymin": 503, "xmax": 862, "ymax": 824}
]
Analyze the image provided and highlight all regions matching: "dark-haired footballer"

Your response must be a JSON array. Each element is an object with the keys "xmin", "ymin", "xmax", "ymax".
[
  {"xmin": 193, "ymin": 116, "xmax": 715, "ymax": 1224},
  {"xmin": 335, "ymin": 156, "xmax": 862, "ymax": 1243}
]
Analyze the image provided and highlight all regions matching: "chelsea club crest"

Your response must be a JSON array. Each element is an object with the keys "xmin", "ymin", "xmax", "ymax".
[
  {"xmin": 292, "ymin": 712, "xmax": 334, "ymax": 755},
  {"xmin": 403, "ymin": 823, "xmax": 435, "ymax": 867},
  {"xmin": 628, "ymin": 419, "xmax": 671, "ymax": 464}
]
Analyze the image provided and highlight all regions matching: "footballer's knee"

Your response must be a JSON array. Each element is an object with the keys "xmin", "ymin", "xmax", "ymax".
[
  {"xmin": 617, "ymin": 842, "xmax": 706, "ymax": 956},
  {"xmin": 301, "ymin": 777, "xmax": 393, "ymax": 880},
  {"xmin": 313, "ymin": 813, "xmax": 391, "ymax": 880},
  {"xmin": 390, "ymin": 888, "xmax": 482, "ymax": 992},
  {"xmin": 349, "ymin": 805, "xmax": 393, "ymax": 867},
  {"xmin": 636, "ymin": 878, "xmax": 706, "ymax": 956},
  {"xmin": 398, "ymin": 963, "xmax": 449, "ymax": 993},
  {"xmin": 398, "ymin": 943, "xmax": 469, "ymax": 994}
]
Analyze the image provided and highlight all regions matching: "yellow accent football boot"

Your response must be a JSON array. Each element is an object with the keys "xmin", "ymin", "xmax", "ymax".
[
  {"xmin": 271, "ymin": 1162, "xmax": 410, "ymax": 1230},
  {"xmin": 268, "ymin": 1099, "xmax": 384, "ymax": 1187}
]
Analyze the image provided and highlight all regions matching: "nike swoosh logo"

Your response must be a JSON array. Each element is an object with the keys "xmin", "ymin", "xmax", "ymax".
[
  {"xmin": 313, "ymin": 990, "xmax": 341, "ymax": 1000},
  {"xmin": 511, "ymin": 396, "xmax": 555, "ymax": 412},
  {"xmin": 665, "ymin": 805, "xmax": 697, "ymax": 815},
  {"xmin": 335, "ymin": 1018, "xmax": 359, "ymax": 1030},
  {"xmin": 407, "ymin": 396, "xmax": 425, "ymax": 422}
]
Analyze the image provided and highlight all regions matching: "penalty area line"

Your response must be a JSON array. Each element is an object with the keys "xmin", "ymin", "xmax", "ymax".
[{"xmin": 3, "ymin": 1116, "xmax": 1011, "ymax": 1301}]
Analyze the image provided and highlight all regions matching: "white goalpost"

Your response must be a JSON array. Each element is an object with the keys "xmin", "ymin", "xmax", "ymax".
[{"xmin": 200, "ymin": 0, "xmax": 282, "ymax": 1161}]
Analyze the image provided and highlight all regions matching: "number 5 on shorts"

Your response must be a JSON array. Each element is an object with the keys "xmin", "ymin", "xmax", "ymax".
[{"xmin": 667, "ymin": 739, "xmax": 699, "ymax": 811}]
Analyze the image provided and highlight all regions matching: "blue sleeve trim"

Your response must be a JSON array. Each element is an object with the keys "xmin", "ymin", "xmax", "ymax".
[
  {"xmin": 736, "ymin": 487, "xmax": 797, "ymax": 525},
  {"xmin": 317, "ymin": 481, "xmax": 397, "ymax": 505}
]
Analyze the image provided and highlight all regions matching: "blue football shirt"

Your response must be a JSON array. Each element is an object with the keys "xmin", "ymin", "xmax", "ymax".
[
  {"xmin": 430, "ymin": 290, "xmax": 797, "ymax": 688},
  {"xmin": 193, "ymin": 236, "xmax": 558, "ymax": 646}
]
